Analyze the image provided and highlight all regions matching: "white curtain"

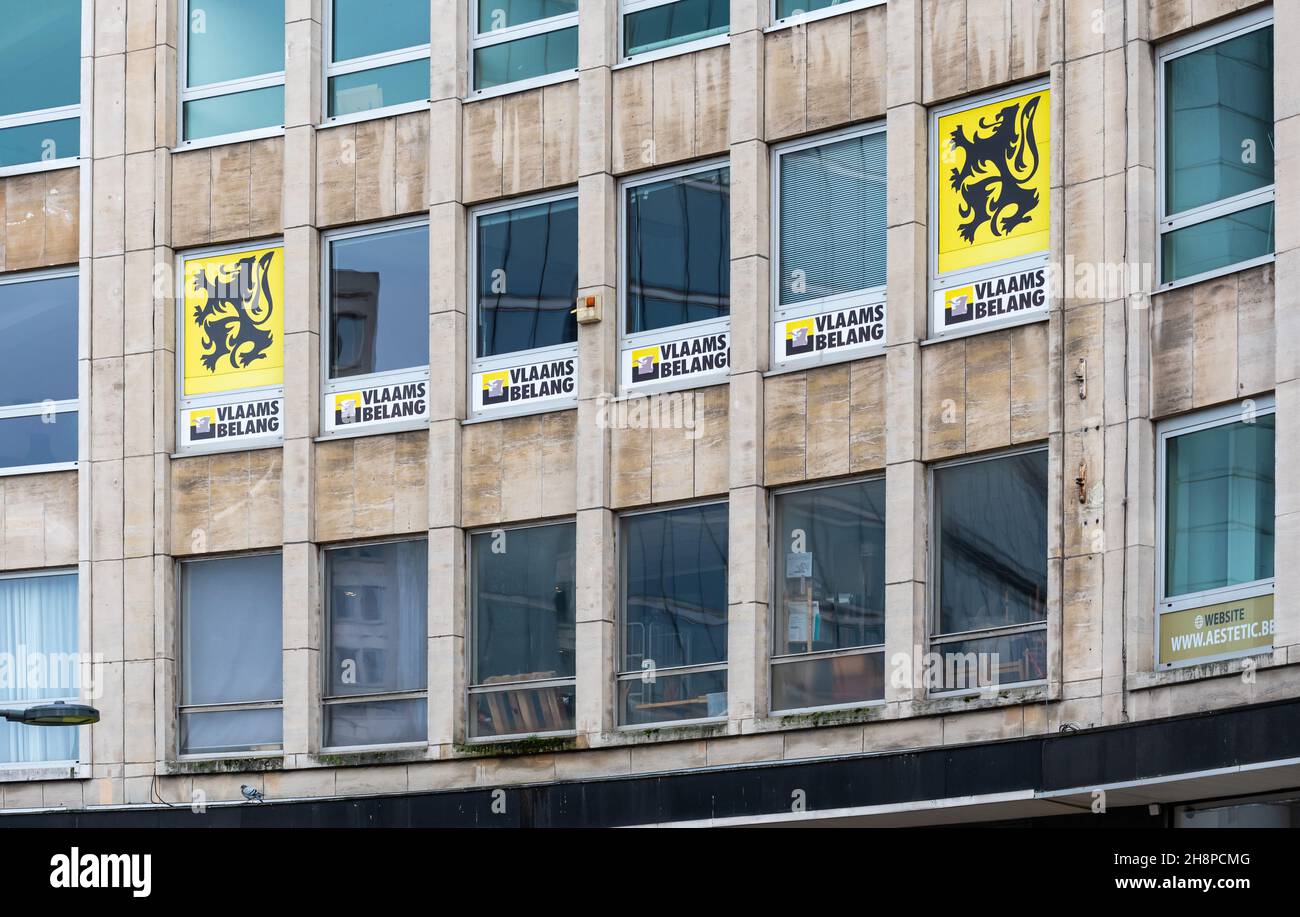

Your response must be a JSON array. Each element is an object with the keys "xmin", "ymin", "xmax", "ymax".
[{"xmin": 0, "ymin": 573, "xmax": 78, "ymax": 764}]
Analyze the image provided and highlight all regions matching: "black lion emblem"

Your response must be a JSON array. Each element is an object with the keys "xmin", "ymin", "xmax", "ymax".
[
  {"xmin": 192, "ymin": 252, "xmax": 276, "ymax": 373},
  {"xmin": 947, "ymin": 95, "xmax": 1043, "ymax": 244}
]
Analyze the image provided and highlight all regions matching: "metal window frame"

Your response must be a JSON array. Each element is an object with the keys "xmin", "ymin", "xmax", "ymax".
[
  {"xmin": 617, "ymin": 0, "xmax": 731, "ymax": 66},
  {"xmin": 0, "ymin": 1, "xmax": 84, "ymax": 178},
  {"xmin": 1155, "ymin": 8, "xmax": 1275, "ymax": 292},
  {"xmin": 176, "ymin": 0, "xmax": 286, "ymax": 149},
  {"xmin": 175, "ymin": 551, "xmax": 285, "ymax": 760},
  {"xmin": 926, "ymin": 445, "xmax": 1050, "ymax": 693},
  {"xmin": 767, "ymin": 0, "xmax": 886, "ymax": 32},
  {"xmin": 468, "ymin": 2, "xmax": 580, "ymax": 99},
  {"xmin": 318, "ymin": 216, "xmax": 431, "ymax": 440},
  {"xmin": 321, "ymin": 0, "xmax": 431, "ymax": 125},
  {"xmin": 768, "ymin": 475, "xmax": 888, "ymax": 714},
  {"xmin": 319, "ymin": 534, "xmax": 430, "ymax": 752},
  {"xmin": 1154, "ymin": 396, "xmax": 1276, "ymax": 669}
]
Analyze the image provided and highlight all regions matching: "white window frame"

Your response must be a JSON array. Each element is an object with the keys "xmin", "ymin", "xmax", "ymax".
[
  {"xmin": 320, "ymin": 536, "xmax": 429, "ymax": 753},
  {"xmin": 0, "ymin": 267, "xmax": 79, "ymax": 477},
  {"xmin": 767, "ymin": 0, "xmax": 886, "ymax": 33},
  {"xmin": 1156, "ymin": 8, "xmax": 1275, "ymax": 292},
  {"xmin": 768, "ymin": 476, "xmax": 887, "ymax": 716},
  {"xmin": 770, "ymin": 121, "xmax": 888, "ymax": 372},
  {"xmin": 465, "ymin": 518, "xmax": 577, "ymax": 743},
  {"xmin": 319, "ymin": 217, "xmax": 430, "ymax": 441},
  {"xmin": 927, "ymin": 445, "xmax": 1050, "ymax": 696},
  {"xmin": 0, "ymin": 1, "xmax": 84, "ymax": 179},
  {"xmin": 176, "ymin": 0, "xmax": 286, "ymax": 151},
  {"xmin": 467, "ymin": 188, "xmax": 579, "ymax": 422},
  {"xmin": 617, "ymin": 0, "xmax": 730, "ymax": 67},
  {"xmin": 468, "ymin": 2, "xmax": 579, "ymax": 100},
  {"xmin": 1155, "ymin": 396, "xmax": 1276, "ymax": 669},
  {"xmin": 321, "ymin": 0, "xmax": 430, "ymax": 126}
]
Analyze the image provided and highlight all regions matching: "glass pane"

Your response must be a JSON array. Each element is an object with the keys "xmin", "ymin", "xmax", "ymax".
[
  {"xmin": 1165, "ymin": 26, "xmax": 1273, "ymax": 216},
  {"xmin": 0, "ymin": 573, "xmax": 79, "ymax": 705},
  {"xmin": 773, "ymin": 480, "xmax": 885, "ymax": 656},
  {"xmin": 771, "ymin": 652, "xmax": 884, "ymax": 711},
  {"xmin": 328, "ymin": 224, "xmax": 430, "ymax": 378},
  {"xmin": 471, "ymin": 523, "xmax": 576, "ymax": 683},
  {"xmin": 625, "ymin": 167, "xmax": 730, "ymax": 334},
  {"xmin": 328, "ymin": 58, "xmax": 429, "ymax": 117},
  {"xmin": 470, "ymin": 683, "xmax": 575, "ymax": 738},
  {"xmin": 935, "ymin": 451, "xmax": 1048, "ymax": 636},
  {"xmin": 0, "ymin": 2, "xmax": 80, "ymax": 116},
  {"xmin": 180, "ymin": 708, "xmax": 282, "ymax": 755},
  {"xmin": 325, "ymin": 698, "xmax": 426, "ymax": 747},
  {"xmin": 931, "ymin": 630, "xmax": 1047, "ymax": 691},
  {"xmin": 183, "ymin": 85, "xmax": 284, "ymax": 141},
  {"xmin": 0, "ymin": 413, "xmax": 78, "ymax": 470},
  {"xmin": 477, "ymin": 0, "xmax": 578, "ymax": 33},
  {"xmin": 779, "ymin": 132, "xmax": 887, "ymax": 305},
  {"xmin": 0, "ymin": 118, "xmax": 80, "ymax": 169},
  {"xmin": 0, "ymin": 717, "xmax": 77, "ymax": 765},
  {"xmin": 622, "ymin": 504, "xmax": 728, "ymax": 672},
  {"xmin": 0, "ymin": 274, "xmax": 78, "ymax": 407},
  {"xmin": 619, "ymin": 668, "xmax": 727, "ymax": 725},
  {"xmin": 473, "ymin": 26, "xmax": 577, "ymax": 91},
  {"xmin": 186, "ymin": 0, "xmax": 285, "ymax": 87},
  {"xmin": 774, "ymin": 0, "xmax": 853, "ymax": 19},
  {"xmin": 181, "ymin": 554, "xmax": 283, "ymax": 706},
  {"xmin": 1161, "ymin": 201, "xmax": 1274, "ymax": 284},
  {"xmin": 623, "ymin": 0, "xmax": 729, "ymax": 57},
  {"xmin": 476, "ymin": 198, "xmax": 578, "ymax": 359},
  {"xmin": 333, "ymin": 0, "xmax": 430, "ymax": 61},
  {"xmin": 326, "ymin": 540, "xmax": 427, "ymax": 697},
  {"xmin": 1165, "ymin": 414, "xmax": 1275, "ymax": 598}
]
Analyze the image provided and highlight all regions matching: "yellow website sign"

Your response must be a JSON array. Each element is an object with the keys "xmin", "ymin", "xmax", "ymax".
[
  {"xmin": 1159, "ymin": 594, "xmax": 1274, "ymax": 667},
  {"xmin": 182, "ymin": 246, "xmax": 285, "ymax": 396}
]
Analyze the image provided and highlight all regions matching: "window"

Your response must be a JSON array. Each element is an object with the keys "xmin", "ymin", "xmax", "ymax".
[
  {"xmin": 1158, "ymin": 11, "xmax": 1274, "ymax": 287},
  {"xmin": 0, "ymin": 571, "xmax": 79, "ymax": 765},
  {"xmin": 931, "ymin": 448, "xmax": 1048, "ymax": 692},
  {"xmin": 470, "ymin": 191, "xmax": 578, "ymax": 418},
  {"xmin": 324, "ymin": 539, "xmax": 427, "ymax": 748},
  {"xmin": 618, "ymin": 502, "xmax": 728, "ymax": 725},
  {"xmin": 772, "ymin": 124, "xmax": 887, "ymax": 369},
  {"xmin": 1157, "ymin": 399, "xmax": 1275, "ymax": 669},
  {"xmin": 469, "ymin": 521, "xmax": 576, "ymax": 739},
  {"xmin": 771, "ymin": 0, "xmax": 885, "ymax": 28},
  {"xmin": 471, "ymin": 0, "xmax": 578, "ymax": 95},
  {"xmin": 620, "ymin": 162, "xmax": 731, "ymax": 393},
  {"xmin": 180, "ymin": 0, "xmax": 285, "ymax": 144},
  {"xmin": 325, "ymin": 0, "xmax": 429, "ymax": 120},
  {"xmin": 620, "ymin": 0, "xmax": 728, "ymax": 62},
  {"xmin": 0, "ymin": 2, "xmax": 79, "ymax": 173},
  {"xmin": 179, "ymin": 553, "xmax": 283, "ymax": 756},
  {"xmin": 771, "ymin": 479, "xmax": 885, "ymax": 712},
  {"xmin": 0, "ymin": 270, "xmax": 78, "ymax": 473},
  {"xmin": 323, "ymin": 220, "xmax": 429, "ymax": 435}
]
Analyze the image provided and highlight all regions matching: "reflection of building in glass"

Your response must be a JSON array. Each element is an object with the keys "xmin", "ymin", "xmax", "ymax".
[{"xmin": 330, "ymin": 269, "xmax": 381, "ymax": 377}]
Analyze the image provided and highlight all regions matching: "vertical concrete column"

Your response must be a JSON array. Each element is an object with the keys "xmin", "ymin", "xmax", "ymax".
[
  {"xmin": 574, "ymin": 0, "xmax": 619, "ymax": 743},
  {"xmin": 881, "ymin": 0, "xmax": 927, "ymax": 713},
  {"xmin": 427, "ymin": 0, "xmax": 468, "ymax": 751},
  {"xmin": 726, "ymin": 0, "xmax": 769, "ymax": 731},
  {"xmin": 281, "ymin": 0, "xmax": 323, "ymax": 758}
]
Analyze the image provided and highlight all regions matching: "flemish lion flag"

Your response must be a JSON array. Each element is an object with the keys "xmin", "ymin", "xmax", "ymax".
[{"xmin": 182, "ymin": 246, "xmax": 285, "ymax": 396}]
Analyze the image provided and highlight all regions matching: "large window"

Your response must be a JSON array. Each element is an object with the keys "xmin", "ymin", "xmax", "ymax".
[
  {"xmin": 620, "ymin": 0, "xmax": 728, "ymax": 62},
  {"xmin": 469, "ymin": 521, "xmax": 576, "ymax": 739},
  {"xmin": 322, "ymin": 220, "xmax": 429, "ymax": 436},
  {"xmin": 471, "ymin": 0, "xmax": 578, "ymax": 95},
  {"xmin": 325, "ymin": 0, "xmax": 429, "ymax": 120},
  {"xmin": 470, "ymin": 192, "xmax": 578, "ymax": 418},
  {"xmin": 0, "ymin": 1, "xmax": 80, "ymax": 172},
  {"xmin": 0, "ymin": 571, "xmax": 79, "ymax": 765},
  {"xmin": 180, "ymin": 0, "xmax": 285, "ymax": 144},
  {"xmin": 179, "ymin": 553, "xmax": 283, "ymax": 756},
  {"xmin": 771, "ymin": 479, "xmax": 886, "ymax": 712},
  {"xmin": 931, "ymin": 448, "xmax": 1048, "ymax": 692},
  {"xmin": 1158, "ymin": 11, "xmax": 1274, "ymax": 287},
  {"xmin": 772, "ymin": 124, "xmax": 887, "ymax": 369},
  {"xmin": 618, "ymin": 502, "xmax": 728, "ymax": 726},
  {"xmin": 771, "ymin": 0, "xmax": 886, "ymax": 28},
  {"xmin": 324, "ymin": 539, "xmax": 428, "ymax": 748},
  {"xmin": 1157, "ymin": 399, "xmax": 1275, "ymax": 669},
  {"xmin": 0, "ymin": 269, "xmax": 79, "ymax": 473}
]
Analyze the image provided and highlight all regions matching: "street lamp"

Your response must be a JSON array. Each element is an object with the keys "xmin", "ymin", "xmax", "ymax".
[{"xmin": 0, "ymin": 702, "xmax": 100, "ymax": 726}]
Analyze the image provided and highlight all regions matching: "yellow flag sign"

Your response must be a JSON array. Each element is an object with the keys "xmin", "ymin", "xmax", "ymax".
[
  {"xmin": 936, "ymin": 87, "xmax": 1050, "ymax": 276},
  {"xmin": 182, "ymin": 246, "xmax": 285, "ymax": 396}
]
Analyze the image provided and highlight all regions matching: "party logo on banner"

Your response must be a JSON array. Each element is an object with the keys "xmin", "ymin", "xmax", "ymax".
[{"xmin": 183, "ymin": 246, "xmax": 285, "ymax": 397}]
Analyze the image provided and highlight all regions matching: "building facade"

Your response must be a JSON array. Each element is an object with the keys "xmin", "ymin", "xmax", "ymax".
[{"xmin": 0, "ymin": 0, "xmax": 1295, "ymax": 826}]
